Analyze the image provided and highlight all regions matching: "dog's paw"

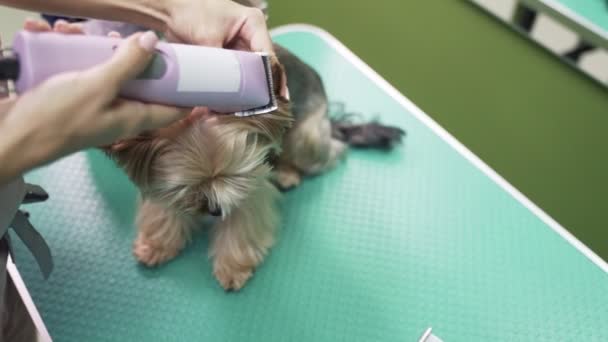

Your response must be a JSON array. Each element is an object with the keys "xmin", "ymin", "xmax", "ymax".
[
  {"xmin": 133, "ymin": 233, "xmax": 181, "ymax": 267},
  {"xmin": 274, "ymin": 167, "xmax": 301, "ymax": 191},
  {"xmin": 213, "ymin": 265, "xmax": 253, "ymax": 291}
]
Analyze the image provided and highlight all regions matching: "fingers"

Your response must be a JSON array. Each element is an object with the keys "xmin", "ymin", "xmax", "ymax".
[
  {"xmin": 106, "ymin": 100, "xmax": 189, "ymax": 138},
  {"xmin": 280, "ymin": 79, "xmax": 290, "ymax": 101},
  {"xmin": 53, "ymin": 20, "xmax": 84, "ymax": 34},
  {"xmin": 107, "ymin": 31, "xmax": 122, "ymax": 38},
  {"xmin": 23, "ymin": 18, "xmax": 84, "ymax": 35},
  {"xmin": 243, "ymin": 9, "xmax": 273, "ymax": 52},
  {"xmin": 163, "ymin": 31, "xmax": 185, "ymax": 44},
  {"xmin": 0, "ymin": 97, "xmax": 17, "ymax": 118},
  {"xmin": 23, "ymin": 18, "xmax": 52, "ymax": 32},
  {"xmin": 89, "ymin": 31, "xmax": 158, "ymax": 89},
  {"xmin": 248, "ymin": 29, "xmax": 273, "ymax": 53}
]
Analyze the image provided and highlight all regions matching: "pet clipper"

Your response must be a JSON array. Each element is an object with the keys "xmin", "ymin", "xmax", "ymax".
[{"xmin": 1, "ymin": 31, "xmax": 277, "ymax": 116}]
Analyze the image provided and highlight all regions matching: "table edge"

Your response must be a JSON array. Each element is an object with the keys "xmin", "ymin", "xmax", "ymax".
[{"xmin": 7, "ymin": 256, "xmax": 52, "ymax": 341}]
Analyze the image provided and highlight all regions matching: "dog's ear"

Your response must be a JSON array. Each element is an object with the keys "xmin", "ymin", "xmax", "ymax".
[{"xmin": 102, "ymin": 133, "xmax": 167, "ymax": 189}]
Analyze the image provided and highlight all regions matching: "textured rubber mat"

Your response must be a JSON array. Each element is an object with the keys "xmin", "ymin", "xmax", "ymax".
[{"xmin": 12, "ymin": 26, "xmax": 608, "ymax": 341}]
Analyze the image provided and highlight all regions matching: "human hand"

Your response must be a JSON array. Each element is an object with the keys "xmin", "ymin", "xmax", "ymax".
[
  {"xmin": 164, "ymin": 0, "xmax": 273, "ymax": 52},
  {"xmin": 0, "ymin": 18, "xmax": 124, "ymax": 119},
  {"xmin": 164, "ymin": 0, "xmax": 288, "ymax": 99},
  {"xmin": 0, "ymin": 23, "xmax": 188, "ymax": 183},
  {"xmin": 22, "ymin": 17, "xmax": 123, "ymax": 37}
]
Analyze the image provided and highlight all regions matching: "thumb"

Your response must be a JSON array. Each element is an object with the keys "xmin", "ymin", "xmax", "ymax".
[
  {"xmin": 0, "ymin": 96, "xmax": 17, "ymax": 118},
  {"xmin": 105, "ymin": 100, "xmax": 189, "ymax": 139},
  {"xmin": 90, "ymin": 31, "xmax": 159, "ymax": 89}
]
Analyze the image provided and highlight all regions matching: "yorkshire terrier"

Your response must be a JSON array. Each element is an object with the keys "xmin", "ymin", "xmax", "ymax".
[{"xmin": 83, "ymin": 7, "xmax": 404, "ymax": 291}]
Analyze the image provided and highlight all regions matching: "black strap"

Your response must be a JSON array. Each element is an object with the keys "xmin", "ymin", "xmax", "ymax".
[
  {"xmin": 1, "ymin": 180, "xmax": 53, "ymax": 280},
  {"xmin": 0, "ymin": 56, "xmax": 19, "ymax": 81},
  {"xmin": 10, "ymin": 211, "xmax": 53, "ymax": 279}
]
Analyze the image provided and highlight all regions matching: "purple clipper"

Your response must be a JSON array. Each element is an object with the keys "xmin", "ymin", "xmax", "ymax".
[{"xmin": 12, "ymin": 31, "xmax": 277, "ymax": 116}]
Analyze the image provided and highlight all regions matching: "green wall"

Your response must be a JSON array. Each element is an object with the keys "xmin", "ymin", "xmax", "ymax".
[{"xmin": 270, "ymin": 1, "xmax": 608, "ymax": 258}]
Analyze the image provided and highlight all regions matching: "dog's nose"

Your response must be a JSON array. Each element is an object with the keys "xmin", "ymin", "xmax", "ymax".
[{"xmin": 209, "ymin": 207, "xmax": 222, "ymax": 217}]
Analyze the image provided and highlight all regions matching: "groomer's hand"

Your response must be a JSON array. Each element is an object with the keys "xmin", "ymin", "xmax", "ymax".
[
  {"xmin": 1, "ymin": 0, "xmax": 273, "ymax": 52},
  {"xmin": 0, "ymin": 29, "xmax": 187, "ymax": 185},
  {"xmin": 164, "ymin": 0, "xmax": 289, "ymax": 98},
  {"xmin": 165, "ymin": 0, "xmax": 273, "ymax": 52}
]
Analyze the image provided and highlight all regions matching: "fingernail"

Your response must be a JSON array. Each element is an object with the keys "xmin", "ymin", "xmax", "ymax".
[
  {"xmin": 138, "ymin": 31, "xmax": 158, "ymax": 52},
  {"xmin": 280, "ymin": 86, "xmax": 290, "ymax": 101}
]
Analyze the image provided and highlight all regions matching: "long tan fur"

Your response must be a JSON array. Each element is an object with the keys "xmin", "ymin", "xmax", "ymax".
[
  {"xmin": 103, "ymin": 21, "xmax": 403, "ymax": 290},
  {"xmin": 106, "ymin": 57, "xmax": 291, "ymax": 290}
]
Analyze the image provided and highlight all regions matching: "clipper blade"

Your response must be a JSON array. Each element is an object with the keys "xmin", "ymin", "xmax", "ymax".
[{"xmin": 234, "ymin": 53, "xmax": 278, "ymax": 117}]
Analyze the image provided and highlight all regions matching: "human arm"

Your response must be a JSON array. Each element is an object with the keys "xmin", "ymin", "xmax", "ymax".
[
  {"xmin": 0, "ymin": 0, "xmax": 273, "ymax": 51},
  {"xmin": 0, "ymin": 31, "xmax": 186, "ymax": 185}
]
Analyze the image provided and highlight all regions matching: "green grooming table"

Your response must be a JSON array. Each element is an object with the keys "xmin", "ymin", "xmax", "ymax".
[{"xmin": 12, "ymin": 25, "xmax": 608, "ymax": 341}]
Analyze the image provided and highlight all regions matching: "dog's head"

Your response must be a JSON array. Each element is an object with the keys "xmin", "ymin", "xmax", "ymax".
[{"xmin": 106, "ymin": 57, "xmax": 291, "ymax": 218}]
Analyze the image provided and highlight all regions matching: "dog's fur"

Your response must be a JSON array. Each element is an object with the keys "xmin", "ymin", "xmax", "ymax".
[
  {"xmin": 89, "ymin": 5, "xmax": 404, "ymax": 290},
  {"xmin": 106, "ymin": 56, "xmax": 292, "ymax": 290}
]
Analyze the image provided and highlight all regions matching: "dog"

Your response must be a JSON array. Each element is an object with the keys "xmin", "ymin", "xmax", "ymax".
[{"xmin": 84, "ymin": 11, "xmax": 404, "ymax": 291}]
